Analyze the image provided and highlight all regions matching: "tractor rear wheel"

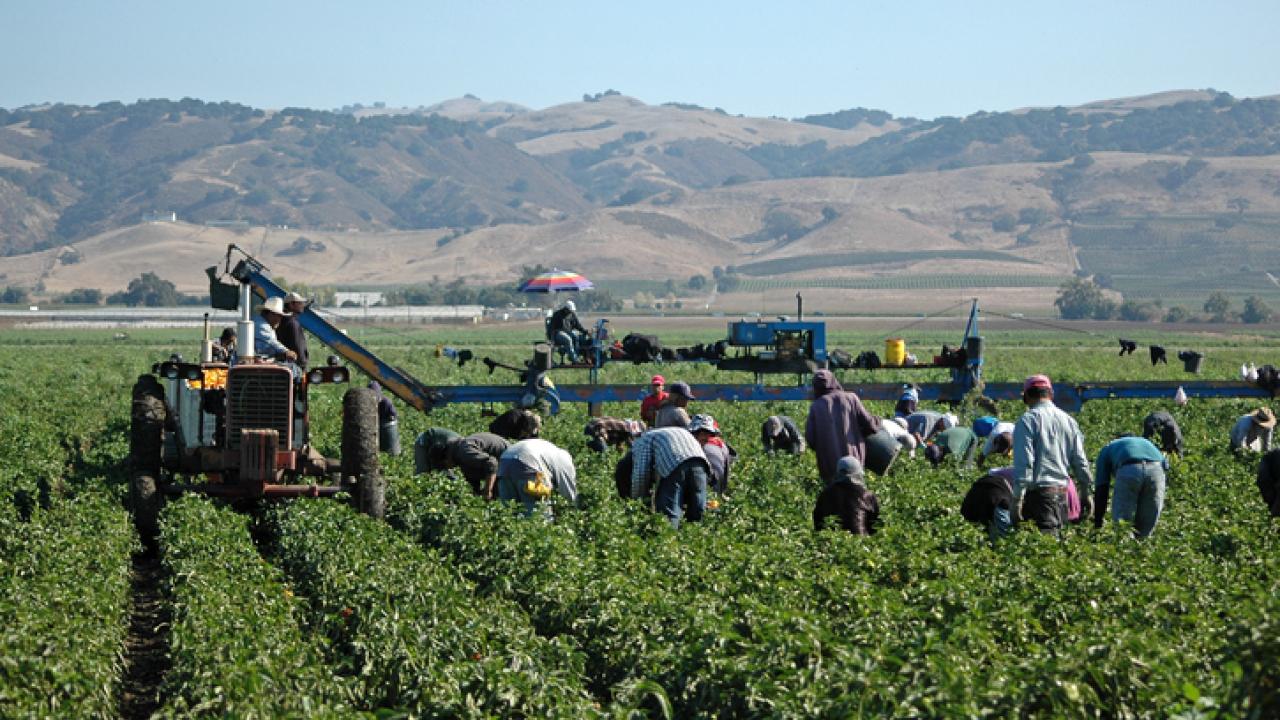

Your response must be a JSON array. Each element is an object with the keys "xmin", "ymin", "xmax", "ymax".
[
  {"xmin": 130, "ymin": 375, "xmax": 167, "ymax": 538},
  {"xmin": 342, "ymin": 388, "xmax": 384, "ymax": 519}
]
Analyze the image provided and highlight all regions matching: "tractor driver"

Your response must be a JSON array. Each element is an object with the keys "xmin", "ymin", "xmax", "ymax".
[{"xmin": 252, "ymin": 297, "xmax": 299, "ymax": 375}]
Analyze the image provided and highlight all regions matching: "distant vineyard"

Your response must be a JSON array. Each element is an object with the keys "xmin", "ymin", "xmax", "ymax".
[
  {"xmin": 734, "ymin": 250, "xmax": 1037, "ymax": 276},
  {"xmin": 733, "ymin": 274, "xmax": 1067, "ymax": 292}
]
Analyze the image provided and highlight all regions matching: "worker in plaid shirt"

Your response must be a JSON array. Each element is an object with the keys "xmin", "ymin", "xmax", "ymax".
[{"xmin": 629, "ymin": 427, "xmax": 710, "ymax": 528}]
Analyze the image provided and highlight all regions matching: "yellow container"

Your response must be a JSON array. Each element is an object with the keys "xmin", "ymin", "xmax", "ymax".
[{"xmin": 885, "ymin": 338, "xmax": 906, "ymax": 366}]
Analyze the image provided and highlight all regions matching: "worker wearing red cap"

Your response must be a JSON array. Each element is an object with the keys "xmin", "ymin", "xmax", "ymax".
[
  {"xmin": 640, "ymin": 375, "xmax": 667, "ymax": 426},
  {"xmin": 1011, "ymin": 374, "xmax": 1094, "ymax": 535}
]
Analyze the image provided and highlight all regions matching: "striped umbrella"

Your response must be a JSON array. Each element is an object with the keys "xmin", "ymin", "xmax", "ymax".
[{"xmin": 517, "ymin": 269, "xmax": 594, "ymax": 293}]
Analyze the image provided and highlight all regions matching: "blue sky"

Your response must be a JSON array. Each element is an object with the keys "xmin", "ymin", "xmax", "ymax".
[{"xmin": 5, "ymin": 1, "xmax": 1277, "ymax": 119}]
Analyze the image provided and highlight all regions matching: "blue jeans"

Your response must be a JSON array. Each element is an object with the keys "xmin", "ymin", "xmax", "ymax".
[
  {"xmin": 655, "ymin": 458, "xmax": 707, "ymax": 528},
  {"xmin": 553, "ymin": 331, "xmax": 579, "ymax": 362},
  {"xmin": 1112, "ymin": 462, "xmax": 1166, "ymax": 538},
  {"xmin": 988, "ymin": 507, "xmax": 1013, "ymax": 542}
]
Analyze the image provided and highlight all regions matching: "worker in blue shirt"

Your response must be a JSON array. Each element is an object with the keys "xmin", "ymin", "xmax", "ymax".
[{"xmin": 1093, "ymin": 435, "xmax": 1168, "ymax": 538}]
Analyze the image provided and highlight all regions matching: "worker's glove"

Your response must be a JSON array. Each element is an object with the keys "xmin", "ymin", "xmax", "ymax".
[{"xmin": 1079, "ymin": 493, "xmax": 1094, "ymax": 520}]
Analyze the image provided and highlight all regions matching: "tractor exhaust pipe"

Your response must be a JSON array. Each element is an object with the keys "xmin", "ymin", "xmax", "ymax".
[
  {"xmin": 796, "ymin": 292, "xmax": 803, "ymax": 321},
  {"xmin": 237, "ymin": 281, "xmax": 255, "ymax": 359},
  {"xmin": 201, "ymin": 312, "xmax": 214, "ymax": 362}
]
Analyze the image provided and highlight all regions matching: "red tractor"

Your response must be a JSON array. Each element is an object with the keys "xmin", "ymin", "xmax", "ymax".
[{"xmin": 128, "ymin": 324, "xmax": 384, "ymax": 537}]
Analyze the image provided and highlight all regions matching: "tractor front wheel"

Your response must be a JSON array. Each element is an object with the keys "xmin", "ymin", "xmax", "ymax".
[
  {"xmin": 130, "ymin": 375, "xmax": 167, "ymax": 538},
  {"xmin": 342, "ymin": 388, "xmax": 384, "ymax": 518}
]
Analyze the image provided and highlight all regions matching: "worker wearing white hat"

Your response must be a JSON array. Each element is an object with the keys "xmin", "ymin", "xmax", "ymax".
[{"xmin": 253, "ymin": 296, "xmax": 298, "ymax": 365}]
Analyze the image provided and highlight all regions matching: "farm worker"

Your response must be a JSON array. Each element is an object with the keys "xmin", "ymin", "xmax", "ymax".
[
  {"xmin": 805, "ymin": 369, "xmax": 880, "ymax": 483},
  {"xmin": 640, "ymin": 375, "xmax": 667, "ymax": 426},
  {"xmin": 879, "ymin": 416, "xmax": 918, "ymax": 458},
  {"xmin": 690, "ymin": 414, "xmax": 734, "ymax": 495},
  {"xmin": 1230, "ymin": 408, "xmax": 1275, "ymax": 453},
  {"xmin": 367, "ymin": 381, "xmax": 397, "ymax": 424},
  {"xmin": 978, "ymin": 431, "xmax": 1014, "ymax": 468},
  {"xmin": 488, "ymin": 408, "xmax": 542, "ymax": 440},
  {"xmin": 894, "ymin": 384, "xmax": 919, "ymax": 418},
  {"xmin": 629, "ymin": 426, "xmax": 711, "ymax": 528},
  {"xmin": 975, "ymin": 416, "xmax": 1016, "ymax": 467},
  {"xmin": 925, "ymin": 425, "xmax": 978, "ymax": 467},
  {"xmin": 367, "ymin": 381, "xmax": 400, "ymax": 455},
  {"xmin": 433, "ymin": 432, "xmax": 510, "ymax": 499},
  {"xmin": 813, "ymin": 456, "xmax": 880, "ymax": 535},
  {"xmin": 960, "ymin": 466, "xmax": 1015, "ymax": 541},
  {"xmin": 762, "ymin": 415, "xmax": 805, "ymax": 455},
  {"xmin": 654, "ymin": 381, "xmax": 694, "ymax": 429},
  {"xmin": 1012, "ymin": 374, "xmax": 1094, "ymax": 534},
  {"xmin": 278, "ymin": 291, "xmax": 310, "ymax": 369},
  {"xmin": 1092, "ymin": 435, "xmax": 1168, "ymax": 538},
  {"xmin": 251, "ymin": 297, "xmax": 299, "ymax": 368},
  {"xmin": 905, "ymin": 410, "xmax": 954, "ymax": 445},
  {"xmin": 583, "ymin": 417, "xmax": 646, "ymax": 453},
  {"xmin": 1256, "ymin": 449, "xmax": 1280, "ymax": 517},
  {"xmin": 547, "ymin": 300, "xmax": 587, "ymax": 362},
  {"xmin": 212, "ymin": 327, "xmax": 236, "ymax": 362},
  {"xmin": 1142, "ymin": 411, "xmax": 1184, "ymax": 455},
  {"xmin": 497, "ymin": 438, "xmax": 577, "ymax": 518}
]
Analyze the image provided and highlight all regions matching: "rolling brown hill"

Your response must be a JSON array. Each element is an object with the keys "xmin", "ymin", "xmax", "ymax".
[{"xmin": 3, "ymin": 90, "xmax": 1280, "ymax": 313}]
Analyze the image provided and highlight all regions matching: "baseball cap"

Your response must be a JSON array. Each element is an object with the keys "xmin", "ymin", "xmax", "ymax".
[
  {"xmin": 668, "ymin": 381, "xmax": 695, "ymax": 400},
  {"xmin": 1023, "ymin": 374, "xmax": 1053, "ymax": 393},
  {"xmin": 651, "ymin": 374, "xmax": 665, "ymax": 385}
]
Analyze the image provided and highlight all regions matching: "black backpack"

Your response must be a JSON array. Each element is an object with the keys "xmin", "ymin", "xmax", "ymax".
[{"xmin": 622, "ymin": 334, "xmax": 661, "ymax": 363}]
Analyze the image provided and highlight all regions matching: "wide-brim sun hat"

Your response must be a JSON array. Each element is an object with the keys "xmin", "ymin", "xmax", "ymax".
[
  {"xmin": 689, "ymin": 414, "xmax": 720, "ymax": 435},
  {"xmin": 1253, "ymin": 407, "xmax": 1277, "ymax": 428},
  {"xmin": 261, "ymin": 296, "xmax": 290, "ymax": 316}
]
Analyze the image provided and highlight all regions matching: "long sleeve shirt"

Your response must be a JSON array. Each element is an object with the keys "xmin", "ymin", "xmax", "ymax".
[
  {"xmin": 813, "ymin": 480, "xmax": 880, "ymax": 534},
  {"xmin": 1230, "ymin": 415, "xmax": 1273, "ymax": 452},
  {"xmin": 1093, "ymin": 436, "xmax": 1165, "ymax": 524},
  {"xmin": 905, "ymin": 411, "xmax": 945, "ymax": 439},
  {"xmin": 702, "ymin": 440, "xmax": 733, "ymax": 494},
  {"xmin": 933, "ymin": 426, "xmax": 978, "ymax": 464},
  {"xmin": 450, "ymin": 433, "xmax": 509, "ymax": 494},
  {"xmin": 629, "ymin": 427, "xmax": 708, "ymax": 499},
  {"xmin": 276, "ymin": 315, "xmax": 309, "ymax": 369},
  {"xmin": 805, "ymin": 391, "xmax": 880, "ymax": 481},
  {"xmin": 252, "ymin": 316, "xmax": 289, "ymax": 359},
  {"xmin": 1012, "ymin": 401, "xmax": 1094, "ymax": 503},
  {"xmin": 762, "ymin": 415, "xmax": 805, "ymax": 454},
  {"xmin": 499, "ymin": 439, "xmax": 577, "ymax": 503}
]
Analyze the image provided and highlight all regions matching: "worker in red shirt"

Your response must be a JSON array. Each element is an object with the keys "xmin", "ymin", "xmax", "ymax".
[{"xmin": 640, "ymin": 375, "xmax": 667, "ymax": 426}]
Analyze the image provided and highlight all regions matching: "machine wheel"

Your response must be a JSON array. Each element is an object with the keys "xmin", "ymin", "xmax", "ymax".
[
  {"xmin": 129, "ymin": 375, "xmax": 167, "ymax": 538},
  {"xmin": 342, "ymin": 388, "xmax": 384, "ymax": 519}
]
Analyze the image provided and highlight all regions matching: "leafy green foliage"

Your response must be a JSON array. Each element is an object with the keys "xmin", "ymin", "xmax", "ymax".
[
  {"xmin": 157, "ymin": 497, "xmax": 357, "ymax": 718},
  {"xmin": 5, "ymin": 328, "xmax": 1280, "ymax": 716},
  {"xmin": 267, "ymin": 500, "xmax": 601, "ymax": 716},
  {"xmin": 0, "ymin": 494, "xmax": 135, "ymax": 718}
]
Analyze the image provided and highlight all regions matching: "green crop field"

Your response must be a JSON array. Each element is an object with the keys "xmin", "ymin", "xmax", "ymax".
[{"xmin": 4, "ymin": 323, "xmax": 1280, "ymax": 717}]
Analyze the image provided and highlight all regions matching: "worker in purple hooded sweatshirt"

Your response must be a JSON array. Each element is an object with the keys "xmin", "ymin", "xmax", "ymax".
[{"xmin": 805, "ymin": 369, "xmax": 881, "ymax": 483}]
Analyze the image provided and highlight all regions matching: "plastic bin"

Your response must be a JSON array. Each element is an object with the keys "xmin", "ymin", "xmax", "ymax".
[{"xmin": 884, "ymin": 338, "xmax": 906, "ymax": 367}]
